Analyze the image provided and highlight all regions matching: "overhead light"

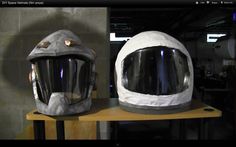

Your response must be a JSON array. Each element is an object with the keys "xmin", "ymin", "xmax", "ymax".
[
  {"xmin": 110, "ymin": 33, "xmax": 131, "ymax": 41},
  {"xmin": 207, "ymin": 33, "xmax": 226, "ymax": 43},
  {"xmin": 161, "ymin": 50, "xmax": 164, "ymax": 57}
]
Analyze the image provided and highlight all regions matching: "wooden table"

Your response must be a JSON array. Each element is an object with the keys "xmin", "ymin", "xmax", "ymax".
[{"xmin": 26, "ymin": 98, "xmax": 222, "ymax": 140}]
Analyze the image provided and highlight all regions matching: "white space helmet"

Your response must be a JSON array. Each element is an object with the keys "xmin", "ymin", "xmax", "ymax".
[{"xmin": 115, "ymin": 31, "xmax": 194, "ymax": 114}]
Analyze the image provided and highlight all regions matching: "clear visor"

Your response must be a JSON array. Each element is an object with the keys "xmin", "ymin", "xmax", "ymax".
[
  {"xmin": 32, "ymin": 56, "xmax": 92, "ymax": 105},
  {"xmin": 122, "ymin": 46, "xmax": 190, "ymax": 95}
]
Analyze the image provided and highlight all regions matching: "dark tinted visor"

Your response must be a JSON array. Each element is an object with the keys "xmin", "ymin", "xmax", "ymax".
[
  {"xmin": 33, "ymin": 56, "xmax": 92, "ymax": 105},
  {"xmin": 122, "ymin": 46, "xmax": 190, "ymax": 95}
]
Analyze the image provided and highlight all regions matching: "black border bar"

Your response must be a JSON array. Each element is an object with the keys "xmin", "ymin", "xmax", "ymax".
[{"xmin": 1, "ymin": 0, "xmax": 236, "ymax": 7}]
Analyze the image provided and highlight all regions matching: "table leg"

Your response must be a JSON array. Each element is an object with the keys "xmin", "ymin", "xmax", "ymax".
[
  {"xmin": 198, "ymin": 118, "xmax": 209, "ymax": 140},
  {"xmin": 198, "ymin": 119, "xmax": 203, "ymax": 140},
  {"xmin": 56, "ymin": 121, "xmax": 65, "ymax": 140},
  {"xmin": 33, "ymin": 120, "xmax": 45, "ymax": 140},
  {"xmin": 96, "ymin": 121, "xmax": 101, "ymax": 139},
  {"xmin": 111, "ymin": 121, "xmax": 119, "ymax": 140},
  {"xmin": 179, "ymin": 120, "xmax": 186, "ymax": 140},
  {"xmin": 169, "ymin": 120, "xmax": 173, "ymax": 139}
]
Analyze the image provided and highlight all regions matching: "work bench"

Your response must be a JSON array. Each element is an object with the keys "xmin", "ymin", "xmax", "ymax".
[{"xmin": 26, "ymin": 98, "xmax": 222, "ymax": 140}]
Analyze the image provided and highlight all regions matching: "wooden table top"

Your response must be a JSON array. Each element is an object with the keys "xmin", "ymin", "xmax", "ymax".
[{"xmin": 26, "ymin": 98, "xmax": 222, "ymax": 121}]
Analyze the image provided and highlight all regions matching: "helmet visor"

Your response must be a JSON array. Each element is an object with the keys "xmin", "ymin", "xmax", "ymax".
[
  {"xmin": 122, "ymin": 46, "xmax": 190, "ymax": 95},
  {"xmin": 32, "ymin": 56, "xmax": 93, "ymax": 105}
]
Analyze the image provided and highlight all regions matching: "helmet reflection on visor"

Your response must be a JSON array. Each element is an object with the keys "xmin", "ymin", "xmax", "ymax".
[
  {"xmin": 27, "ymin": 30, "xmax": 96, "ymax": 116},
  {"xmin": 115, "ymin": 31, "xmax": 193, "ymax": 114},
  {"xmin": 122, "ymin": 46, "xmax": 190, "ymax": 95},
  {"xmin": 32, "ymin": 56, "xmax": 92, "ymax": 105}
]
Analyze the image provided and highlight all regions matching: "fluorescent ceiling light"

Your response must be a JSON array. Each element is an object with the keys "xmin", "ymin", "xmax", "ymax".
[
  {"xmin": 110, "ymin": 33, "xmax": 131, "ymax": 41},
  {"xmin": 207, "ymin": 33, "xmax": 226, "ymax": 43}
]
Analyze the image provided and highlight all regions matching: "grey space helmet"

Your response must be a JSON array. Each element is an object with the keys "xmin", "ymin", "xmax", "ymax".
[
  {"xmin": 27, "ymin": 30, "xmax": 96, "ymax": 116},
  {"xmin": 115, "ymin": 31, "xmax": 194, "ymax": 114}
]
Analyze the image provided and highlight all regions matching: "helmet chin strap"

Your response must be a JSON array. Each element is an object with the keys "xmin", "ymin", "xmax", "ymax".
[
  {"xmin": 33, "ymin": 93, "xmax": 70, "ymax": 115},
  {"xmin": 34, "ymin": 92, "xmax": 92, "ymax": 116},
  {"xmin": 46, "ymin": 93, "xmax": 71, "ymax": 115}
]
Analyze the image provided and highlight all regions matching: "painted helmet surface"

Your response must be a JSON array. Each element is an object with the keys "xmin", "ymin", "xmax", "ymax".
[
  {"xmin": 115, "ymin": 31, "xmax": 193, "ymax": 114},
  {"xmin": 27, "ymin": 30, "xmax": 96, "ymax": 116}
]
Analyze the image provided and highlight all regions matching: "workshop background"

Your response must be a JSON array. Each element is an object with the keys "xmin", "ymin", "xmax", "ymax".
[{"xmin": 0, "ymin": 8, "xmax": 110, "ymax": 139}]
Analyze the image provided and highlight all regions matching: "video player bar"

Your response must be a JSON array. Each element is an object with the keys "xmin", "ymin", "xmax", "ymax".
[{"xmin": 0, "ymin": 0, "xmax": 235, "ymax": 6}]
